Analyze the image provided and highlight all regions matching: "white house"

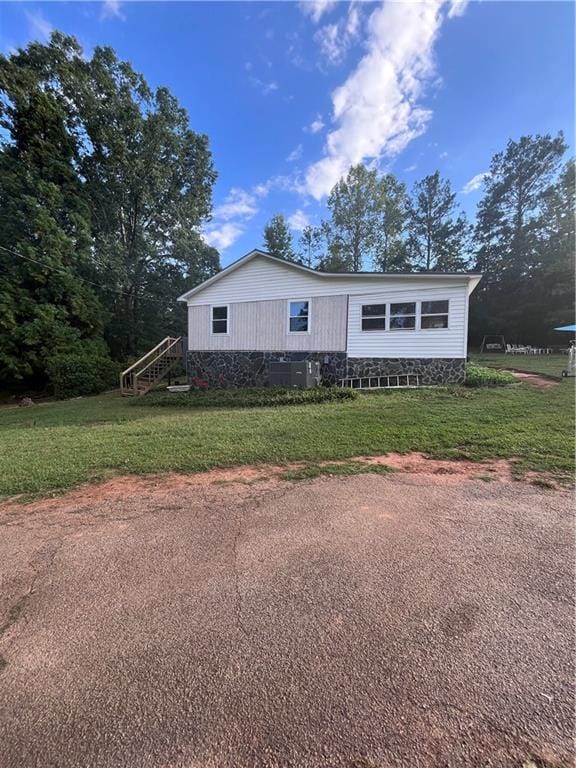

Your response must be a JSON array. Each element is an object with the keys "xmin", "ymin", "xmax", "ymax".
[{"xmin": 177, "ymin": 250, "xmax": 482, "ymax": 387}]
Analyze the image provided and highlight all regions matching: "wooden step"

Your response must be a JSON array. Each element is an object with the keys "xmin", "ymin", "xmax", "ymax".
[{"xmin": 120, "ymin": 336, "xmax": 183, "ymax": 395}]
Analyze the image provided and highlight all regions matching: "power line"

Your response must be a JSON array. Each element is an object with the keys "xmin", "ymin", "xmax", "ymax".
[{"xmin": 0, "ymin": 243, "xmax": 179, "ymax": 306}]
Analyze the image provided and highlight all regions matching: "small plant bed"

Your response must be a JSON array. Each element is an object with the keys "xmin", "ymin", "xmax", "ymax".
[
  {"xmin": 142, "ymin": 386, "xmax": 357, "ymax": 409},
  {"xmin": 465, "ymin": 363, "xmax": 515, "ymax": 388}
]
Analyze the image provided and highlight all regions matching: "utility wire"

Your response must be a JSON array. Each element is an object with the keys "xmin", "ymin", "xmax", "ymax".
[{"xmin": 0, "ymin": 243, "xmax": 180, "ymax": 306}]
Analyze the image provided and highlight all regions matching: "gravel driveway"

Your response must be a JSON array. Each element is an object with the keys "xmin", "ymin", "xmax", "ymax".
[{"xmin": 0, "ymin": 471, "xmax": 573, "ymax": 768}]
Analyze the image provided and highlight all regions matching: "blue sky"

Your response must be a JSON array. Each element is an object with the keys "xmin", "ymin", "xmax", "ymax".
[{"xmin": 1, "ymin": 0, "xmax": 574, "ymax": 266}]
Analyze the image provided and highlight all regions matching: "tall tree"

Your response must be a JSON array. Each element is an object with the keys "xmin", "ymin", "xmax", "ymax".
[
  {"xmin": 317, "ymin": 241, "xmax": 352, "ymax": 273},
  {"xmin": 407, "ymin": 171, "xmax": 470, "ymax": 271},
  {"xmin": 373, "ymin": 174, "xmax": 410, "ymax": 272},
  {"xmin": 537, "ymin": 159, "xmax": 576, "ymax": 331},
  {"xmin": 475, "ymin": 133, "xmax": 568, "ymax": 283},
  {"xmin": 0, "ymin": 69, "xmax": 105, "ymax": 386},
  {"xmin": 324, "ymin": 164, "xmax": 380, "ymax": 271},
  {"xmin": 298, "ymin": 225, "xmax": 323, "ymax": 268},
  {"xmin": 263, "ymin": 214, "xmax": 296, "ymax": 262},
  {"xmin": 3, "ymin": 33, "xmax": 219, "ymax": 360},
  {"xmin": 470, "ymin": 133, "xmax": 571, "ymax": 345},
  {"xmin": 79, "ymin": 47, "xmax": 218, "ymax": 357}
]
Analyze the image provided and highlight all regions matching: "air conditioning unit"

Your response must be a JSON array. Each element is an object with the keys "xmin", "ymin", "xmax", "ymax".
[{"xmin": 268, "ymin": 360, "xmax": 321, "ymax": 389}]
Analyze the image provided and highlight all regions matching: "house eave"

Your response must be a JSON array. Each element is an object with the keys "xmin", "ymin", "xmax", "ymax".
[{"xmin": 177, "ymin": 249, "xmax": 483, "ymax": 303}]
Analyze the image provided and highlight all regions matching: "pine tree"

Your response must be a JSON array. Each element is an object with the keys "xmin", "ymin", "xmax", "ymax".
[
  {"xmin": 470, "ymin": 133, "xmax": 571, "ymax": 345},
  {"xmin": 373, "ymin": 174, "xmax": 410, "ymax": 272},
  {"xmin": 406, "ymin": 171, "xmax": 470, "ymax": 271},
  {"xmin": 298, "ymin": 225, "xmax": 322, "ymax": 268},
  {"xmin": 263, "ymin": 214, "xmax": 297, "ymax": 262}
]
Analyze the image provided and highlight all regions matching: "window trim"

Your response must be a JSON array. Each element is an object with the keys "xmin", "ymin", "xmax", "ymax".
[
  {"xmin": 419, "ymin": 299, "xmax": 450, "ymax": 331},
  {"xmin": 210, "ymin": 304, "xmax": 230, "ymax": 336},
  {"xmin": 389, "ymin": 301, "xmax": 417, "ymax": 332},
  {"xmin": 287, "ymin": 298, "xmax": 311, "ymax": 335},
  {"xmin": 361, "ymin": 303, "xmax": 387, "ymax": 332}
]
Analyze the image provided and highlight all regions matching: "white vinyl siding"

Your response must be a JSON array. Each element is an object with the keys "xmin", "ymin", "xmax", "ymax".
[
  {"xmin": 347, "ymin": 286, "xmax": 468, "ymax": 358},
  {"xmin": 188, "ymin": 294, "xmax": 347, "ymax": 352},
  {"xmin": 185, "ymin": 255, "xmax": 473, "ymax": 306},
  {"xmin": 184, "ymin": 254, "xmax": 478, "ymax": 358}
]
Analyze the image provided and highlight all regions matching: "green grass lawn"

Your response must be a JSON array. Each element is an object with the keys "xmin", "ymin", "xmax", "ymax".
[
  {"xmin": 471, "ymin": 352, "xmax": 568, "ymax": 378},
  {"xmin": 0, "ymin": 379, "xmax": 573, "ymax": 499}
]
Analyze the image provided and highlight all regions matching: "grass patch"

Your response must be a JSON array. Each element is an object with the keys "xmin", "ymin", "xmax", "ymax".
[
  {"xmin": 530, "ymin": 478, "xmax": 557, "ymax": 490},
  {"xmin": 471, "ymin": 352, "xmax": 567, "ymax": 379},
  {"xmin": 281, "ymin": 461, "xmax": 394, "ymax": 481},
  {"xmin": 0, "ymin": 380, "xmax": 573, "ymax": 499},
  {"xmin": 143, "ymin": 386, "xmax": 357, "ymax": 409},
  {"xmin": 465, "ymin": 363, "xmax": 515, "ymax": 388},
  {"xmin": 472, "ymin": 475, "xmax": 497, "ymax": 483}
]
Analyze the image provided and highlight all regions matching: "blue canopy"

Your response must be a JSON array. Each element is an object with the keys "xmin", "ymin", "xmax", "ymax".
[{"xmin": 554, "ymin": 325, "xmax": 576, "ymax": 332}]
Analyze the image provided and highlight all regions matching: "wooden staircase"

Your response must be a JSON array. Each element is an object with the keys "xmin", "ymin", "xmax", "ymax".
[{"xmin": 120, "ymin": 337, "xmax": 183, "ymax": 396}]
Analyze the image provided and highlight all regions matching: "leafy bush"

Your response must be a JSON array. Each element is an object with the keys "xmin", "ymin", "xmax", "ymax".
[
  {"xmin": 465, "ymin": 363, "xmax": 514, "ymax": 388},
  {"xmin": 142, "ymin": 386, "xmax": 358, "ymax": 409},
  {"xmin": 46, "ymin": 352, "xmax": 121, "ymax": 398}
]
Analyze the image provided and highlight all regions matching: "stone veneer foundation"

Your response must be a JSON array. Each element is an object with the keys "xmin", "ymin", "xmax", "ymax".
[
  {"xmin": 187, "ymin": 350, "xmax": 466, "ymax": 387},
  {"xmin": 345, "ymin": 357, "xmax": 466, "ymax": 385}
]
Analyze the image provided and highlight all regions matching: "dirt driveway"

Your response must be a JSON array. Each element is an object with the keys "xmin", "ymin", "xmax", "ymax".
[{"xmin": 0, "ymin": 469, "xmax": 573, "ymax": 768}]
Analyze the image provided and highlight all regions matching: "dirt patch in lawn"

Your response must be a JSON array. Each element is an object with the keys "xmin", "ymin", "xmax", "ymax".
[
  {"xmin": 506, "ymin": 370, "xmax": 560, "ymax": 389},
  {"xmin": 0, "ymin": 453, "xmax": 523, "ymax": 516}
]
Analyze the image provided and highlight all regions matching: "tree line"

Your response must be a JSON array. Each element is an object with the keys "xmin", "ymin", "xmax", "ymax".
[
  {"xmin": 264, "ymin": 135, "xmax": 574, "ymax": 346},
  {"xmin": 0, "ymin": 33, "xmax": 219, "ymax": 392}
]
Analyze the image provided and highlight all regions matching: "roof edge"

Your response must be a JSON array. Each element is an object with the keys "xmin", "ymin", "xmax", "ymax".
[{"xmin": 178, "ymin": 249, "xmax": 482, "ymax": 302}]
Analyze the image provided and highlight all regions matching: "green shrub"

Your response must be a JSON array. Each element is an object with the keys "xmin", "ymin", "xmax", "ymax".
[
  {"xmin": 46, "ymin": 352, "xmax": 121, "ymax": 398},
  {"xmin": 142, "ymin": 386, "xmax": 358, "ymax": 409},
  {"xmin": 465, "ymin": 362, "xmax": 514, "ymax": 388}
]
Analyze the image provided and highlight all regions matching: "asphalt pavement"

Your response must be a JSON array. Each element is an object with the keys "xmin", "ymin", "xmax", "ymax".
[{"xmin": 0, "ymin": 472, "xmax": 573, "ymax": 767}]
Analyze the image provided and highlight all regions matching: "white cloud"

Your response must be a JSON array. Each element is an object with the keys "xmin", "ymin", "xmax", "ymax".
[
  {"xmin": 287, "ymin": 144, "xmax": 303, "ymax": 163},
  {"xmin": 461, "ymin": 172, "xmax": 488, "ymax": 194},
  {"xmin": 203, "ymin": 223, "xmax": 245, "ymax": 251},
  {"xmin": 213, "ymin": 188, "xmax": 258, "ymax": 221},
  {"xmin": 203, "ymin": 188, "xmax": 259, "ymax": 251},
  {"xmin": 299, "ymin": 0, "xmax": 336, "ymax": 24},
  {"xmin": 305, "ymin": 1, "xmax": 466, "ymax": 199},
  {"xmin": 448, "ymin": 0, "xmax": 469, "ymax": 18},
  {"xmin": 314, "ymin": 24, "xmax": 340, "ymax": 65},
  {"xmin": 288, "ymin": 210, "xmax": 310, "ymax": 232},
  {"xmin": 101, "ymin": 0, "xmax": 125, "ymax": 20},
  {"xmin": 315, "ymin": 4, "xmax": 362, "ymax": 66},
  {"xmin": 25, "ymin": 10, "xmax": 53, "ymax": 41},
  {"xmin": 404, "ymin": 164, "xmax": 417, "ymax": 173},
  {"xmin": 248, "ymin": 76, "xmax": 279, "ymax": 95},
  {"xmin": 439, "ymin": 150, "xmax": 449, "ymax": 159},
  {"xmin": 253, "ymin": 173, "xmax": 304, "ymax": 198},
  {"xmin": 345, "ymin": 4, "xmax": 361, "ymax": 38},
  {"xmin": 306, "ymin": 115, "xmax": 325, "ymax": 134},
  {"xmin": 204, "ymin": 174, "xmax": 305, "ymax": 253}
]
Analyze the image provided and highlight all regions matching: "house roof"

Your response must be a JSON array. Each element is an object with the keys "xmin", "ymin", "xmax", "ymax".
[{"xmin": 177, "ymin": 249, "xmax": 483, "ymax": 302}]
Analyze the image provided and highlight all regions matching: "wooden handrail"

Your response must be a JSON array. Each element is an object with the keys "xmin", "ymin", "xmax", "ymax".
[
  {"xmin": 120, "ymin": 336, "xmax": 183, "ymax": 396},
  {"xmin": 133, "ymin": 337, "xmax": 182, "ymax": 381},
  {"xmin": 121, "ymin": 337, "xmax": 179, "ymax": 378}
]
